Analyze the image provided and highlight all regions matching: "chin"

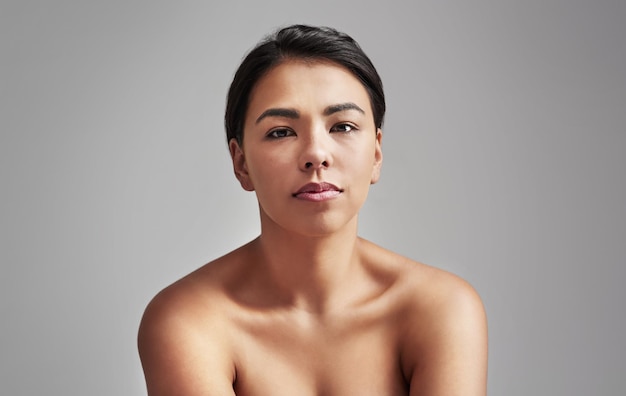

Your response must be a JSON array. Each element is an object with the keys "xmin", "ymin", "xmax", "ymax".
[{"xmin": 261, "ymin": 209, "xmax": 357, "ymax": 238}]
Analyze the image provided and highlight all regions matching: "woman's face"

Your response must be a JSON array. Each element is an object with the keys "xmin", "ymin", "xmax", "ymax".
[{"xmin": 230, "ymin": 59, "xmax": 382, "ymax": 236}]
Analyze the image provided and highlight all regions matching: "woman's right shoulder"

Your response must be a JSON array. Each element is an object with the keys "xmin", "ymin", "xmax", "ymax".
[
  {"xmin": 137, "ymin": 252, "xmax": 245, "ymax": 395},
  {"xmin": 140, "ymin": 246, "xmax": 249, "ymax": 329}
]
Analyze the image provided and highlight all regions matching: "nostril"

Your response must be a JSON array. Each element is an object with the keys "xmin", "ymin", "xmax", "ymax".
[{"xmin": 304, "ymin": 160, "xmax": 328, "ymax": 169}]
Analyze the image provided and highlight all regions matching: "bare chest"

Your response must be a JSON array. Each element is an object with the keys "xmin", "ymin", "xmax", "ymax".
[{"xmin": 230, "ymin": 314, "xmax": 409, "ymax": 396}]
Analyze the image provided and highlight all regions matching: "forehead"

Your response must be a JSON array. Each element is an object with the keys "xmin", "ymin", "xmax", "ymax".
[{"xmin": 245, "ymin": 60, "xmax": 372, "ymax": 120}]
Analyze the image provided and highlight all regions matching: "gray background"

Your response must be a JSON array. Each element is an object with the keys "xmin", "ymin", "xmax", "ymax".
[{"xmin": 1, "ymin": 1, "xmax": 624, "ymax": 395}]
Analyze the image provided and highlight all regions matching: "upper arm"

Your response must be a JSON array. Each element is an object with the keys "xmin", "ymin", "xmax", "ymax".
[
  {"xmin": 137, "ymin": 289, "xmax": 236, "ymax": 396},
  {"xmin": 405, "ymin": 277, "xmax": 488, "ymax": 396}
]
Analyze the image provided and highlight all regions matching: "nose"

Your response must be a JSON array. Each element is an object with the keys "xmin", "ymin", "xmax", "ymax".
[{"xmin": 299, "ymin": 132, "xmax": 332, "ymax": 171}]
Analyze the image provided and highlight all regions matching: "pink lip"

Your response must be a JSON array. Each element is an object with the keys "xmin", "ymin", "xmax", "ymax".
[{"xmin": 293, "ymin": 182, "xmax": 343, "ymax": 202}]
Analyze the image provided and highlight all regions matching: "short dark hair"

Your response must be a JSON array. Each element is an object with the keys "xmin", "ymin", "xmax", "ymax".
[{"xmin": 225, "ymin": 24, "xmax": 385, "ymax": 145}]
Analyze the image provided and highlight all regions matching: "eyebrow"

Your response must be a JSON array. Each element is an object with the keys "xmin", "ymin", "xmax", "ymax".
[
  {"xmin": 255, "ymin": 102, "xmax": 365, "ymax": 124},
  {"xmin": 323, "ymin": 102, "xmax": 365, "ymax": 116},
  {"xmin": 255, "ymin": 108, "xmax": 300, "ymax": 124}
]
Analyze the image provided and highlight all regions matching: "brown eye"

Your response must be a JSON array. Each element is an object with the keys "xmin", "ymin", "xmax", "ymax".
[
  {"xmin": 330, "ymin": 123, "xmax": 357, "ymax": 133},
  {"xmin": 267, "ymin": 128, "xmax": 295, "ymax": 138}
]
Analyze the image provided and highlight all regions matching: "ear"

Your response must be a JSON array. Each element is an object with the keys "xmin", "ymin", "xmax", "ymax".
[
  {"xmin": 229, "ymin": 138, "xmax": 255, "ymax": 191},
  {"xmin": 370, "ymin": 129, "xmax": 383, "ymax": 184}
]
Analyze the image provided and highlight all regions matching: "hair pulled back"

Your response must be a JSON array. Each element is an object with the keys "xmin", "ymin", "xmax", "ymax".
[{"xmin": 225, "ymin": 24, "xmax": 385, "ymax": 145}]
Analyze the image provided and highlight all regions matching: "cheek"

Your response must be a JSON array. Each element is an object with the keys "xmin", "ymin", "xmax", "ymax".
[
  {"xmin": 347, "ymin": 143, "xmax": 377, "ymax": 174},
  {"xmin": 246, "ymin": 150, "xmax": 291, "ymax": 191}
]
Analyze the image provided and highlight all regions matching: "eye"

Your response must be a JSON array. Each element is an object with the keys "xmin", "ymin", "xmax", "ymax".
[
  {"xmin": 330, "ymin": 123, "xmax": 357, "ymax": 133},
  {"xmin": 267, "ymin": 128, "xmax": 295, "ymax": 139}
]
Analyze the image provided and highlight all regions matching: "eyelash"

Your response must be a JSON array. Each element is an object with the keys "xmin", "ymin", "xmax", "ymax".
[
  {"xmin": 266, "ymin": 128, "xmax": 295, "ymax": 139},
  {"xmin": 330, "ymin": 123, "xmax": 358, "ymax": 133},
  {"xmin": 266, "ymin": 123, "xmax": 358, "ymax": 139}
]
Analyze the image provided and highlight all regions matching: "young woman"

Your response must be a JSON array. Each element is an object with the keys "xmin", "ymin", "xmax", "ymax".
[{"xmin": 138, "ymin": 25, "xmax": 488, "ymax": 396}]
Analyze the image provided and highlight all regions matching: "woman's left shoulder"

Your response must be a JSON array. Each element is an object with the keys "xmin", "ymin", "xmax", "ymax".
[
  {"xmin": 361, "ymin": 238, "xmax": 484, "ymax": 312},
  {"xmin": 402, "ymin": 258, "xmax": 485, "ymax": 316},
  {"xmin": 362, "ymin": 240, "xmax": 489, "ymax": 393}
]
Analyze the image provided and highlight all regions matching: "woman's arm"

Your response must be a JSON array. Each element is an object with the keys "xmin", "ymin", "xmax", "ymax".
[
  {"xmin": 404, "ymin": 276, "xmax": 488, "ymax": 396},
  {"xmin": 138, "ymin": 288, "xmax": 236, "ymax": 396}
]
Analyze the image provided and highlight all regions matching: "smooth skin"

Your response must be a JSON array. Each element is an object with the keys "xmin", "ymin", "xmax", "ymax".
[{"xmin": 138, "ymin": 60, "xmax": 488, "ymax": 395}]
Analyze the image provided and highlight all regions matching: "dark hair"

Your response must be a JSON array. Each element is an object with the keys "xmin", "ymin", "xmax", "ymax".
[{"xmin": 225, "ymin": 24, "xmax": 385, "ymax": 145}]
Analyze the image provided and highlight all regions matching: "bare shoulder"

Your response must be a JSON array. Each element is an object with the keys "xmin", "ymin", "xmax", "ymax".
[
  {"xmin": 359, "ymin": 238, "xmax": 484, "ymax": 308},
  {"xmin": 396, "ymin": 253, "xmax": 486, "ymax": 324},
  {"xmin": 137, "ymin": 251, "xmax": 245, "ymax": 396},
  {"xmin": 361, "ymin": 240, "xmax": 488, "ymax": 395},
  {"xmin": 401, "ymin": 261, "xmax": 488, "ymax": 395}
]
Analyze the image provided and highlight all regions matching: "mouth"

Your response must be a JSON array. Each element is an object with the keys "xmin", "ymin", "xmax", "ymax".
[{"xmin": 292, "ymin": 182, "xmax": 343, "ymax": 202}]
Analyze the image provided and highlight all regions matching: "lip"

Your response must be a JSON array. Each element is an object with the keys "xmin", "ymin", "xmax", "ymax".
[{"xmin": 292, "ymin": 182, "xmax": 343, "ymax": 202}]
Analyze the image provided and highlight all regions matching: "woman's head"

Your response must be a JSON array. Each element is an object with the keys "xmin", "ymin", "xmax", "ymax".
[{"xmin": 225, "ymin": 24, "xmax": 385, "ymax": 145}]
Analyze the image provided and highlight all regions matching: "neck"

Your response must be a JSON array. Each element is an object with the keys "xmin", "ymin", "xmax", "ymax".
[{"xmin": 253, "ymin": 212, "xmax": 363, "ymax": 314}]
